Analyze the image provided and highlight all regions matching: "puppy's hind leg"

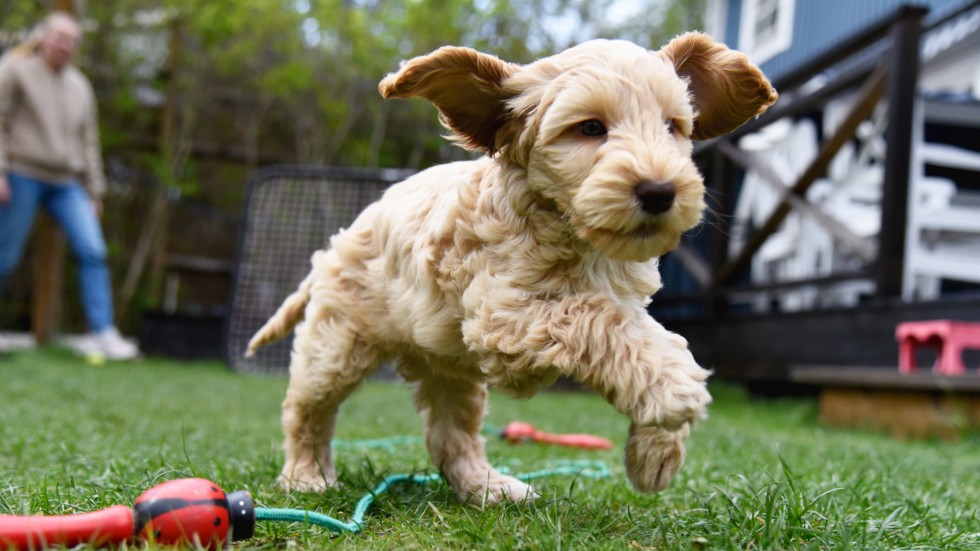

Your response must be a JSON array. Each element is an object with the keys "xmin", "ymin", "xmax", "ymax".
[
  {"xmin": 411, "ymin": 371, "xmax": 537, "ymax": 506},
  {"xmin": 278, "ymin": 308, "xmax": 379, "ymax": 492}
]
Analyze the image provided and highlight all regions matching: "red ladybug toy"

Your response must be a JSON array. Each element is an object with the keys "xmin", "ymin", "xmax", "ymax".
[{"xmin": 0, "ymin": 478, "xmax": 254, "ymax": 550}]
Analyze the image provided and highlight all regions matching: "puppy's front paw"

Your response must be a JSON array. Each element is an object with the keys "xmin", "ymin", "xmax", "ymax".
[
  {"xmin": 624, "ymin": 423, "xmax": 688, "ymax": 493},
  {"xmin": 277, "ymin": 462, "xmax": 337, "ymax": 492}
]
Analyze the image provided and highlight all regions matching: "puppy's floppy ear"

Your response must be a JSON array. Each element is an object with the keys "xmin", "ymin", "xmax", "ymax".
[
  {"xmin": 661, "ymin": 32, "xmax": 778, "ymax": 141},
  {"xmin": 379, "ymin": 46, "xmax": 520, "ymax": 153}
]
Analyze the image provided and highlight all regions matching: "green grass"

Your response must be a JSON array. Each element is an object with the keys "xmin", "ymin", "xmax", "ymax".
[{"xmin": 1, "ymin": 348, "xmax": 978, "ymax": 550}]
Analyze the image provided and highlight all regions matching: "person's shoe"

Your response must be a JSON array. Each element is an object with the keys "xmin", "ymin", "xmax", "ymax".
[{"xmin": 85, "ymin": 327, "xmax": 140, "ymax": 361}]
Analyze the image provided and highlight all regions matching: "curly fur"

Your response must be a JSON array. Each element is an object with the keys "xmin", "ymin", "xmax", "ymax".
[{"xmin": 249, "ymin": 33, "xmax": 776, "ymax": 504}]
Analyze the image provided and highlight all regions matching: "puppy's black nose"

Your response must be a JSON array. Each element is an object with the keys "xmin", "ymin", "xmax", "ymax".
[{"xmin": 635, "ymin": 180, "xmax": 676, "ymax": 214}]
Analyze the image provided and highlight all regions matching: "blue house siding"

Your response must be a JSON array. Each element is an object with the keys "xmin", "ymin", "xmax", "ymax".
[
  {"xmin": 723, "ymin": 0, "xmax": 742, "ymax": 50},
  {"xmin": 725, "ymin": 0, "xmax": 976, "ymax": 84}
]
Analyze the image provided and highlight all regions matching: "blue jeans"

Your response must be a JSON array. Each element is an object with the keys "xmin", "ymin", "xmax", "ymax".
[{"xmin": 0, "ymin": 172, "xmax": 114, "ymax": 332}]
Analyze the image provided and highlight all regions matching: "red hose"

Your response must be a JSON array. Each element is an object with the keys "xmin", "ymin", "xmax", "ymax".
[
  {"xmin": 501, "ymin": 421, "xmax": 613, "ymax": 450},
  {"xmin": 0, "ymin": 505, "xmax": 134, "ymax": 550}
]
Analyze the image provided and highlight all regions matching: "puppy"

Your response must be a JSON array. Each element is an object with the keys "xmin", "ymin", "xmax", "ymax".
[{"xmin": 248, "ymin": 33, "xmax": 776, "ymax": 504}]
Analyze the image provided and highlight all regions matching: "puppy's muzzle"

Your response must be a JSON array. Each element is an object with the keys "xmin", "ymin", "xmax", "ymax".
[{"xmin": 635, "ymin": 180, "xmax": 676, "ymax": 215}]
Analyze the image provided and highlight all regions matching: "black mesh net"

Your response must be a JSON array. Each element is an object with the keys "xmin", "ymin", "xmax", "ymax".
[{"xmin": 225, "ymin": 166, "xmax": 413, "ymax": 374}]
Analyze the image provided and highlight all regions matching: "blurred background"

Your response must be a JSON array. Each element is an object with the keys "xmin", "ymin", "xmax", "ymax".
[{"xmin": 0, "ymin": 0, "xmax": 707, "ymax": 340}]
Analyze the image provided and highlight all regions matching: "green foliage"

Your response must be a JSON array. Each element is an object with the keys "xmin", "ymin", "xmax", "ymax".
[
  {"xmin": 0, "ymin": 3, "xmax": 44, "ymax": 42},
  {"xmin": 1, "ymin": 348, "xmax": 978, "ymax": 550}
]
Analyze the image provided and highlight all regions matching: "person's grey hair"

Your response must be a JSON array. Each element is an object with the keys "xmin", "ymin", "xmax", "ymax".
[{"xmin": 9, "ymin": 11, "xmax": 81, "ymax": 58}]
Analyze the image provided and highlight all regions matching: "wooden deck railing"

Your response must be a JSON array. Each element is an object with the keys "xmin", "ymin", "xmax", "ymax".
[{"xmin": 659, "ymin": 4, "xmax": 931, "ymax": 316}]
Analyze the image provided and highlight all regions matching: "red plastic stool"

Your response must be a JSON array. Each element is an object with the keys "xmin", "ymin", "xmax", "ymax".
[{"xmin": 896, "ymin": 320, "xmax": 980, "ymax": 375}]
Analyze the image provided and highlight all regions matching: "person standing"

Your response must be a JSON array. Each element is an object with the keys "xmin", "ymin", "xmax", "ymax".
[{"xmin": 0, "ymin": 11, "xmax": 138, "ymax": 360}]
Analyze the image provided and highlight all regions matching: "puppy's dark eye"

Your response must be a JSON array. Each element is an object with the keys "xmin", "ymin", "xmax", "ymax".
[
  {"xmin": 667, "ymin": 118, "xmax": 689, "ymax": 138},
  {"xmin": 578, "ymin": 119, "xmax": 607, "ymax": 137}
]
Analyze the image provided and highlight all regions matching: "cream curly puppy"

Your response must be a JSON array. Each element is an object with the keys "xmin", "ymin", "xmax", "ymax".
[{"xmin": 248, "ymin": 33, "xmax": 776, "ymax": 504}]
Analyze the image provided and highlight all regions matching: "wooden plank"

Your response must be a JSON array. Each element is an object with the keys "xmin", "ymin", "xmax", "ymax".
[
  {"xmin": 790, "ymin": 366, "xmax": 980, "ymax": 392},
  {"xmin": 31, "ymin": 215, "xmax": 65, "ymax": 345}
]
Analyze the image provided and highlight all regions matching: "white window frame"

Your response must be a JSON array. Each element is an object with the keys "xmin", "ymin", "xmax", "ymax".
[{"xmin": 739, "ymin": 0, "xmax": 795, "ymax": 64}]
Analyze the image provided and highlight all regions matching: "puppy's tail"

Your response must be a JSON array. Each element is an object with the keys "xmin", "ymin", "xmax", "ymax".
[{"xmin": 245, "ymin": 272, "xmax": 314, "ymax": 357}]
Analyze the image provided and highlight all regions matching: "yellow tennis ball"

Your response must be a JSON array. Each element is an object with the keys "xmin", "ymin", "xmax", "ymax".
[{"xmin": 85, "ymin": 353, "xmax": 106, "ymax": 366}]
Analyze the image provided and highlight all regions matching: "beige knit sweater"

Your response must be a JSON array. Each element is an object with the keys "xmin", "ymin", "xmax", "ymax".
[{"xmin": 0, "ymin": 54, "xmax": 105, "ymax": 198}]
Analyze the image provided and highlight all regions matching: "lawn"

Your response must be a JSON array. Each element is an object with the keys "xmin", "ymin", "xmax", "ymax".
[{"xmin": 1, "ymin": 348, "xmax": 978, "ymax": 550}]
